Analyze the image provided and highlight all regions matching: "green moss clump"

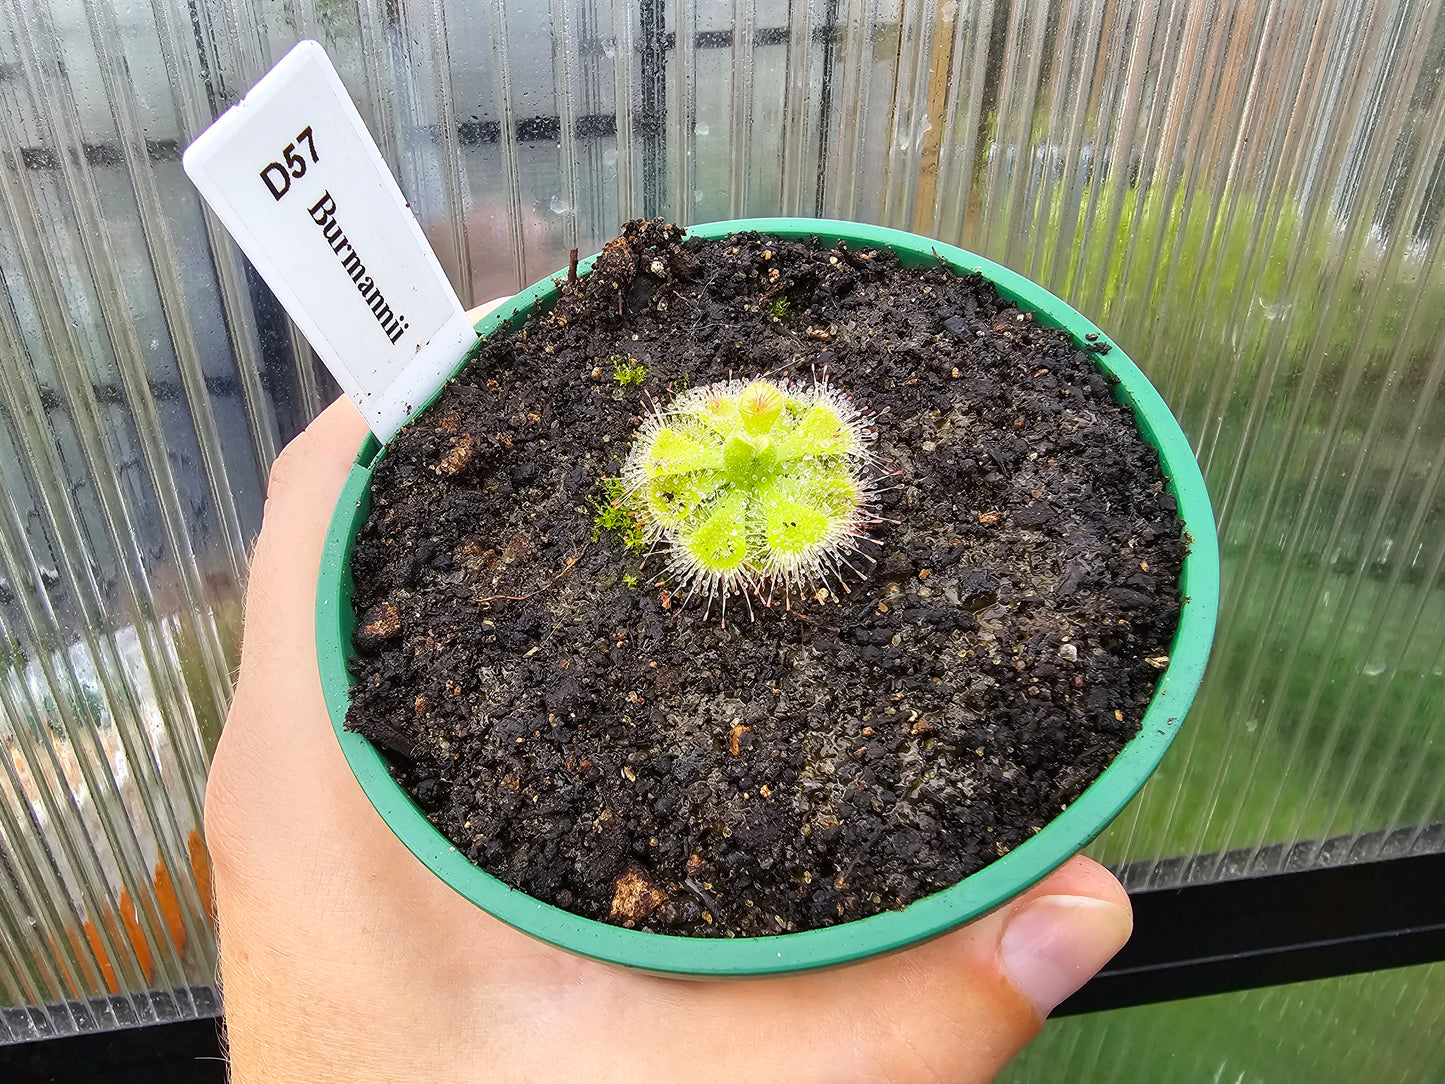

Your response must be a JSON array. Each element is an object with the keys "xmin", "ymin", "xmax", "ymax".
[
  {"xmin": 592, "ymin": 477, "xmax": 650, "ymax": 552},
  {"xmin": 612, "ymin": 354, "xmax": 648, "ymax": 387}
]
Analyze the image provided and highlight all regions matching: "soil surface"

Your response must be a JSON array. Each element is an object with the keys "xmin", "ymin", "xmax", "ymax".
[{"xmin": 346, "ymin": 219, "xmax": 1184, "ymax": 937}]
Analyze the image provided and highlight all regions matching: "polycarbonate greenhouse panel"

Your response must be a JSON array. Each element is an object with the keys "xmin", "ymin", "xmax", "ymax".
[
  {"xmin": 1003, "ymin": 961, "xmax": 1445, "ymax": 1082},
  {"xmin": 0, "ymin": 0, "xmax": 1442, "ymax": 1047}
]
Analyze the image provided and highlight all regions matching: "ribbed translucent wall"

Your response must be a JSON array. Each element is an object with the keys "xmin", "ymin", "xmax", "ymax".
[
  {"xmin": 0, "ymin": 0, "xmax": 1441, "ymax": 1048},
  {"xmin": 1003, "ymin": 962, "xmax": 1445, "ymax": 1082}
]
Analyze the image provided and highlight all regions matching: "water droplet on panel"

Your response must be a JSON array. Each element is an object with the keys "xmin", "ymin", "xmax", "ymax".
[{"xmin": 549, "ymin": 195, "xmax": 570, "ymax": 215}]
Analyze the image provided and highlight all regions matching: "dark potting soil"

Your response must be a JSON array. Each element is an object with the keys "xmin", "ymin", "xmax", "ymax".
[{"xmin": 345, "ymin": 219, "xmax": 1185, "ymax": 937}]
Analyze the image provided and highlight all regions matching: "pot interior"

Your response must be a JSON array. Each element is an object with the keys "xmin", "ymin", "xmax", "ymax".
[{"xmin": 316, "ymin": 218, "xmax": 1220, "ymax": 976}]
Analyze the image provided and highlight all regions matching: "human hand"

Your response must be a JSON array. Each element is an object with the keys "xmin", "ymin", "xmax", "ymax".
[{"xmin": 205, "ymin": 391, "xmax": 1132, "ymax": 1084}]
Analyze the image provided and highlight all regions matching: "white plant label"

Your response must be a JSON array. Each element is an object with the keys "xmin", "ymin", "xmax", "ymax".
[{"xmin": 183, "ymin": 40, "xmax": 477, "ymax": 441}]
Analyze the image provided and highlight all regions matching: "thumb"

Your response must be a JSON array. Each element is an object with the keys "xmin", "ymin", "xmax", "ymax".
[
  {"xmin": 669, "ymin": 856, "xmax": 1130, "ymax": 1084},
  {"xmin": 996, "ymin": 855, "xmax": 1132, "ymax": 1021},
  {"xmin": 809, "ymin": 855, "xmax": 1132, "ymax": 1084}
]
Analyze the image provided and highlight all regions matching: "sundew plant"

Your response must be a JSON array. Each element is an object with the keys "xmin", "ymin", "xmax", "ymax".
[{"xmin": 620, "ymin": 377, "xmax": 883, "ymax": 614}]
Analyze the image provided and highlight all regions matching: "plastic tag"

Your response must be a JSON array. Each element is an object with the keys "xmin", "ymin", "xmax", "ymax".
[{"xmin": 183, "ymin": 40, "xmax": 477, "ymax": 441}]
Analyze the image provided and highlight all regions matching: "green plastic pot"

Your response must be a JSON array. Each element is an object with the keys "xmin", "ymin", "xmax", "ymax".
[{"xmin": 317, "ymin": 218, "xmax": 1219, "ymax": 976}]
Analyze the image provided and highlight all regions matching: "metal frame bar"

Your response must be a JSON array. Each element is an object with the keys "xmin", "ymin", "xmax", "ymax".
[{"xmin": 1058, "ymin": 846, "xmax": 1445, "ymax": 1015}]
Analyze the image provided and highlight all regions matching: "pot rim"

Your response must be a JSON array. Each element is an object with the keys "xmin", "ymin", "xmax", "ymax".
[{"xmin": 316, "ymin": 217, "xmax": 1220, "ymax": 976}]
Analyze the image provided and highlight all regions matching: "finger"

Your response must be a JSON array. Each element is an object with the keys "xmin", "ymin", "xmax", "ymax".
[
  {"xmin": 237, "ymin": 395, "xmax": 370, "ymax": 692},
  {"xmin": 996, "ymin": 855, "xmax": 1130, "ymax": 1017},
  {"xmin": 465, "ymin": 296, "xmax": 515, "ymax": 324},
  {"xmin": 845, "ymin": 854, "xmax": 1131, "ymax": 1083},
  {"xmin": 640, "ymin": 855, "xmax": 1129, "ymax": 1084},
  {"xmin": 213, "ymin": 396, "xmax": 369, "ymax": 813}
]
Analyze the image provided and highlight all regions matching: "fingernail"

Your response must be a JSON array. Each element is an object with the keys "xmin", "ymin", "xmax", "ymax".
[{"xmin": 1000, "ymin": 895, "xmax": 1132, "ymax": 1016}]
